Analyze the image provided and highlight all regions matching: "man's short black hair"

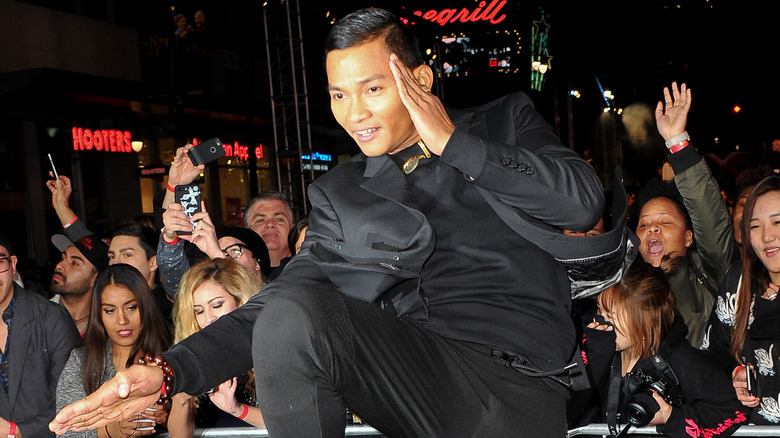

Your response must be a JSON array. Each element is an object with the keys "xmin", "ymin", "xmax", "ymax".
[
  {"xmin": 325, "ymin": 8, "xmax": 423, "ymax": 69},
  {"xmin": 112, "ymin": 222, "xmax": 158, "ymax": 260}
]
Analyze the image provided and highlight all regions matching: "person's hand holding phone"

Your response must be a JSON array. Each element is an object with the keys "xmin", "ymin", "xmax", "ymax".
[
  {"xmin": 45, "ymin": 172, "xmax": 77, "ymax": 226},
  {"xmin": 187, "ymin": 202, "xmax": 222, "ymax": 259},
  {"xmin": 732, "ymin": 364, "xmax": 760, "ymax": 408},
  {"xmin": 162, "ymin": 203, "xmax": 194, "ymax": 242},
  {"xmin": 168, "ymin": 145, "xmax": 205, "ymax": 188}
]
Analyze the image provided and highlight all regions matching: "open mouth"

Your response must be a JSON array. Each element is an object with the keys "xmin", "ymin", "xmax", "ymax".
[
  {"xmin": 355, "ymin": 127, "xmax": 379, "ymax": 142},
  {"xmin": 647, "ymin": 238, "xmax": 663, "ymax": 256}
]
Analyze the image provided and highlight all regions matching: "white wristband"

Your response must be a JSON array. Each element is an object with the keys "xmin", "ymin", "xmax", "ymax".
[{"xmin": 665, "ymin": 131, "xmax": 690, "ymax": 149}]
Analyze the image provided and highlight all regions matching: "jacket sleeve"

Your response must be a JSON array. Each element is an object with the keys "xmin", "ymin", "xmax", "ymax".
[
  {"xmin": 669, "ymin": 145, "xmax": 735, "ymax": 289},
  {"xmin": 439, "ymin": 92, "xmax": 604, "ymax": 231},
  {"xmin": 13, "ymin": 293, "xmax": 80, "ymax": 438},
  {"xmin": 700, "ymin": 262, "xmax": 741, "ymax": 373},
  {"xmin": 156, "ymin": 235, "xmax": 190, "ymax": 300},
  {"xmin": 62, "ymin": 217, "xmax": 91, "ymax": 242},
  {"xmin": 659, "ymin": 348, "xmax": 749, "ymax": 438},
  {"xmin": 568, "ymin": 320, "xmax": 617, "ymax": 427}
]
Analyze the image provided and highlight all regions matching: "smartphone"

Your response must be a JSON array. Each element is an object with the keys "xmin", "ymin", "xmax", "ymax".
[
  {"xmin": 174, "ymin": 184, "xmax": 202, "ymax": 235},
  {"xmin": 48, "ymin": 153, "xmax": 59, "ymax": 179},
  {"xmin": 746, "ymin": 364, "xmax": 759, "ymax": 396},
  {"xmin": 188, "ymin": 138, "xmax": 225, "ymax": 166}
]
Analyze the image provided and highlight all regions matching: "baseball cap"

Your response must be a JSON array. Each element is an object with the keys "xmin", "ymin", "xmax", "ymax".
[
  {"xmin": 0, "ymin": 231, "xmax": 13, "ymax": 256},
  {"xmin": 222, "ymin": 227, "xmax": 271, "ymax": 278},
  {"xmin": 51, "ymin": 233, "xmax": 109, "ymax": 272}
]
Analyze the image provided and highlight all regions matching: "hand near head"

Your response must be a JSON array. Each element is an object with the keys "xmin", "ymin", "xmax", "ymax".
[
  {"xmin": 389, "ymin": 54, "xmax": 455, "ymax": 156},
  {"xmin": 168, "ymin": 145, "xmax": 205, "ymax": 187},
  {"xmin": 655, "ymin": 82, "xmax": 691, "ymax": 143},
  {"xmin": 49, "ymin": 364, "xmax": 164, "ymax": 434}
]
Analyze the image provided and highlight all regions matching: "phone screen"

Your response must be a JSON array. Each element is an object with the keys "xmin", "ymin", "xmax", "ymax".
[
  {"xmin": 174, "ymin": 184, "xmax": 202, "ymax": 235},
  {"xmin": 48, "ymin": 154, "xmax": 59, "ymax": 179}
]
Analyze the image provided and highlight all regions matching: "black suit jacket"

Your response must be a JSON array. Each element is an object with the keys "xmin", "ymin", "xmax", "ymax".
[
  {"xmin": 0, "ymin": 284, "xmax": 80, "ymax": 437},
  {"xmin": 165, "ymin": 91, "xmax": 604, "ymax": 395}
]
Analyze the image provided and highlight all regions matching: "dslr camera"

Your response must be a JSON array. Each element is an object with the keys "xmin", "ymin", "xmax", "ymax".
[{"xmin": 621, "ymin": 368, "xmax": 683, "ymax": 427}]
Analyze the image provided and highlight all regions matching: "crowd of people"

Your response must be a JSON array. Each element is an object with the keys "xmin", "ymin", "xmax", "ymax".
[{"xmin": 0, "ymin": 6, "xmax": 777, "ymax": 438}]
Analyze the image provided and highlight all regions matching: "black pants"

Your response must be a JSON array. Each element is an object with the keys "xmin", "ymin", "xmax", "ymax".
[{"xmin": 252, "ymin": 287, "xmax": 567, "ymax": 437}]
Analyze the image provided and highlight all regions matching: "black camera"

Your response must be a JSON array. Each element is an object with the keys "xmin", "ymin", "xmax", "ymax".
[{"xmin": 621, "ymin": 368, "xmax": 682, "ymax": 427}]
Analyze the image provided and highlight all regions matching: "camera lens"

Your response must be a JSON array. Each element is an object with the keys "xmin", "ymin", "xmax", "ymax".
[
  {"xmin": 623, "ymin": 392, "xmax": 660, "ymax": 427},
  {"xmin": 210, "ymin": 146, "xmax": 217, "ymax": 153}
]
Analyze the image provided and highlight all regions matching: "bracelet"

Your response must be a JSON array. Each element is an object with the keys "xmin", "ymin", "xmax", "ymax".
[
  {"xmin": 162, "ymin": 231, "xmax": 180, "ymax": 245},
  {"xmin": 166, "ymin": 183, "xmax": 176, "ymax": 193},
  {"xmin": 669, "ymin": 140, "xmax": 689, "ymax": 154},
  {"xmin": 664, "ymin": 131, "xmax": 690, "ymax": 148},
  {"xmin": 138, "ymin": 353, "xmax": 174, "ymax": 405},
  {"xmin": 733, "ymin": 364, "xmax": 746, "ymax": 379},
  {"xmin": 237, "ymin": 403, "xmax": 250, "ymax": 420},
  {"xmin": 63, "ymin": 216, "xmax": 78, "ymax": 228},
  {"xmin": 7, "ymin": 421, "xmax": 16, "ymax": 438}
]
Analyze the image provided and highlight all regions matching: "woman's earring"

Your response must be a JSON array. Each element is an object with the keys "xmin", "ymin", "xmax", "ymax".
[{"xmin": 420, "ymin": 83, "xmax": 431, "ymax": 93}]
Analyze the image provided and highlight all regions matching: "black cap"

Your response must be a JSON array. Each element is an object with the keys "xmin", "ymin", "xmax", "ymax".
[
  {"xmin": 51, "ymin": 234, "xmax": 110, "ymax": 272},
  {"xmin": 222, "ymin": 227, "xmax": 271, "ymax": 278},
  {"xmin": 0, "ymin": 231, "xmax": 13, "ymax": 255}
]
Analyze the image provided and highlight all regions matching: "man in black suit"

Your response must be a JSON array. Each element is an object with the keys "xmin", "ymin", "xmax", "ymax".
[
  {"xmin": 0, "ymin": 232, "xmax": 80, "ymax": 437},
  {"xmin": 52, "ymin": 8, "xmax": 603, "ymax": 437}
]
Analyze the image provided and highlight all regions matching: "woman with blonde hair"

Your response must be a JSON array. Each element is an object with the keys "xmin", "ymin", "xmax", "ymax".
[{"xmin": 167, "ymin": 258, "xmax": 265, "ymax": 437}]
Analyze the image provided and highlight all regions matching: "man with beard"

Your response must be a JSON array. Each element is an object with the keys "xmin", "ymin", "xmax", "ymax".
[{"xmin": 49, "ymin": 234, "xmax": 109, "ymax": 335}]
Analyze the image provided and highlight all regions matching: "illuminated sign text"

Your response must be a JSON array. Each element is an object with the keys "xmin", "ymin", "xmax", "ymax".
[
  {"xmin": 413, "ymin": 0, "xmax": 507, "ymax": 26},
  {"xmin": 192, "ymin": 138, "xmax": 263, "ymax": 162},
  {"xmin": 301, "ymin": 152, "xmax": 332, "ymax": 162},
  {"xmin": 72, "ymin": 127, "xmax": 133, "ymax": 152}
]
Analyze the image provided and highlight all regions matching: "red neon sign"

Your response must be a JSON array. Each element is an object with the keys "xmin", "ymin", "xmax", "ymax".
[
  {"xmin": 72, "ymin": 127, "xmax": 133, "ymax": 152},
  {"xmin": 192, "ymin": 138, "xmax": 263, "ymax": 162},
  {"xmin": 413, "ymin": 0, "xmax": 508, "ymax": 26}
]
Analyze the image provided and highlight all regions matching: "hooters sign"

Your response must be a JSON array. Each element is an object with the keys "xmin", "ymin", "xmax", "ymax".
[{"xmin": 72, "ymin": 127, "xmax": 133, "ymax": 153}]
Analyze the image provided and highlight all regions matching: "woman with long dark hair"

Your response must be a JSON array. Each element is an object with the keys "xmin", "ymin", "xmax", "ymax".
[
  {"xmin": 55, "ymin": 264, "xmax": 171, "ymax": 437},
  {"xmin": 729, "ymin": 175, "xmax": 780, "ymax": 423}
]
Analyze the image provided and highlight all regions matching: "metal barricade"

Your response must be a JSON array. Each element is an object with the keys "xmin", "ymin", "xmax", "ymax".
[
  {"xmin": 157, "ymin": 425, "xmax": 385, "ymax": 437},
  {"xmin": 567, "ymin": 423, "xmax": 780, "ymax": 437},
  {"xmin": 154, "ymin": 423, "xmax": 780, "ymax": 437}
]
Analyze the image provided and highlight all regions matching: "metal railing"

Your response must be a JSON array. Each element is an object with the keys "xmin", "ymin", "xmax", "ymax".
[
  {"xmin": 567, "ymin": 423, "xmax": 780, "ymax": 437},
  {"xmin": 154, "ymin": 423, "xmax": 780, "ymax": 437},
  {"xmin": 157, "ymin": 425, "xmax": 385, "ymax": 437}
]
